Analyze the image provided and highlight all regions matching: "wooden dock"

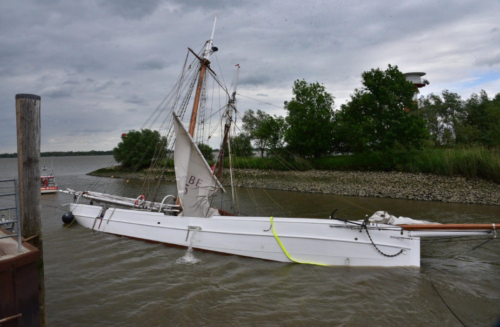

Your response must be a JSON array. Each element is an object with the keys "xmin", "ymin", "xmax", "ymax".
[{"xmin": 0, "ymin": 227, "xmax": 40, "ymax": 327}]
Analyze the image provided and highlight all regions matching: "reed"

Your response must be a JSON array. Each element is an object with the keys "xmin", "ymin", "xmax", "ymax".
[
  {"xmin": 400, "ymin": 147, "xmax": 500, "ymax": 183},
  {"xmin": 313, "ymin": 147, "xmax": 500, "ymax": 183}
]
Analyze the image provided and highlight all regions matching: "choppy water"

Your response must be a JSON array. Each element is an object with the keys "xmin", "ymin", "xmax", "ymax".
[{"xmin": 1, "ymin": 156, "xmax": 499, "ymax": 326}]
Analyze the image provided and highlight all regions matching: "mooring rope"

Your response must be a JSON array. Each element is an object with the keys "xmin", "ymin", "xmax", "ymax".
[{"xmin": 425, "ymin": 234, "xmax": 498, "ymax": 327}]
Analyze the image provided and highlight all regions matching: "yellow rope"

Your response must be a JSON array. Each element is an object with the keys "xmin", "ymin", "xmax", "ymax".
[
  {"xmin": 63, "ymin": 216, "xmax": 77, "ymax": 229},
  {"xmin": 270, "ymin": 216, "xmax": 329, "ymax": 266}
]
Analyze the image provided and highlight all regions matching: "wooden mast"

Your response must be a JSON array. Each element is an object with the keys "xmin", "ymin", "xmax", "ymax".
[
  {"xmin": 189, "ymin": 62, "xmax": 208, "ymax": 136},
  {"xmin": 217, "ymin": 65, "xmax": 240, "ymax": 180},
  {"xmin": 188, "ymin": 16, "xmax": 217, "ymax": 137}
]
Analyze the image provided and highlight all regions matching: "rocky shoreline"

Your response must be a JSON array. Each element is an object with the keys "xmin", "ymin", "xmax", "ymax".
[{"xmin": 89, "ymin": 168, "xmax": 500, "ymax": 206}]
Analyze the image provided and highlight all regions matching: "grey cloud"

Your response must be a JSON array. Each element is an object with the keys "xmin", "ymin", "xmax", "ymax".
[
  {"xmin": 72, "ymin": 56, "xmax": 106, "ymax": 74},
  {"xmin": 475, "ymin": 53, "xmax": 500, "ymax": 67},
  {"xmin": 124, "ymin": 95, "xmax": 148, "ymax": 105},
  {"xmin": 0, "ymin": 67, "xmax": 14, "ymax": 76},
  {"xmin": 95, "ymin": 80, "xmax": 115, "ymax": 92},
  {"xmin": 135, "ymin": 55, "xmax": 168, "ymax": 70},
  {"xmin": 41, "ymin": 86, "xmax": 73, "ymax": 98},
  {"xmin": 239, "ymin": 74, "xmax": 272, "ymax": 86},
  {"xmin": 66, "ymin": 128, "xmax": 109, "ymax": 136},
  {"xmin": 256, "ymin": 93, "xmax": 268, "ymax": 97},
  {"xmin": 63, "ymin": 80, "xmax": 80, "ymax": 85},
  {"xmin": 66, "ymin": 131, "xmax": 85, "ymax": 137},
  {"xmin": 170, "ymin": 0, "xmax": 256, "ymax": 11},
  {"xmin": 97, "ymin": 0, "xmax": 163, "ymax": 20},
  {"xmin": 81, "ymin": 128, "xmax": 108, "ymax": 133}
]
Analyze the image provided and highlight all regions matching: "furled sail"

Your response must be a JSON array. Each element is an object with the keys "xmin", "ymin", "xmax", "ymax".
[{"xmin": 173, "ymin": 114, "xmax": 225, "ymax": 217}]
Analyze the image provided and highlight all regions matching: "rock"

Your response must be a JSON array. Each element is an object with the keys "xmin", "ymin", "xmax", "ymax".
[{"xmin": 90, "ymin": 167, "xmax": 500, "ymax": 206}]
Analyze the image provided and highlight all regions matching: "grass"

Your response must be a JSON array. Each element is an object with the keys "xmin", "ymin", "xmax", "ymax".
[
  {"xmin": 233, "ymin": 147, "xmax": 500, "ymax": 183},
  {"xmin": 226, "ymin": 156, "xmax": 312, "ymax": 171}
]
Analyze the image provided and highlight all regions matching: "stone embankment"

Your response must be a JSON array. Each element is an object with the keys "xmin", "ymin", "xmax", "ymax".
[{"xmin": 89, "ymin": 168, "xmax": 500, "ymax": 206}]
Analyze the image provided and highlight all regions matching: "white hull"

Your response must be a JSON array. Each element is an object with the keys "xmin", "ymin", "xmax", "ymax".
[{"xmin": 70, "ymin": 204, "xmax": 421, "ymax": 267}]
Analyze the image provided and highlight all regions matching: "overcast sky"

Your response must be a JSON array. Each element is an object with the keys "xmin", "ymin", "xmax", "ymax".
[{"xmin": 1, "ymin": 0, "xmax": 499, "ymax": 153}]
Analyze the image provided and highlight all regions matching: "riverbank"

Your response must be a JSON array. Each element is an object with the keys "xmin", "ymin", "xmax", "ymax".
[{"xmin": 89, "ymin": 167, "xmax": 500, "ymax": 206}]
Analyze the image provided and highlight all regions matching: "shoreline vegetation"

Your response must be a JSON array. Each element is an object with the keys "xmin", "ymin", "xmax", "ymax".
[
  {"xmin": 89, "ymin": 147, "xmax": 500, "ymax": 206},
  {"xmin": 0, "ymin": 150, "xmax": 113, "ymax": 158}
]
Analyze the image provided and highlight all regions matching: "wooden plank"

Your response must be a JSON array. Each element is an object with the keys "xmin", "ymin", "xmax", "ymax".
[{"xmin": 400, "ymin": 224, "xmax": 498, "ymax": 231}]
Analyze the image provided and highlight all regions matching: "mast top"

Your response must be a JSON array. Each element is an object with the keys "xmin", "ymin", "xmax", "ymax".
[{"xmin": 203, "ymin": 16, "xmax": 218, "ymax": 61}]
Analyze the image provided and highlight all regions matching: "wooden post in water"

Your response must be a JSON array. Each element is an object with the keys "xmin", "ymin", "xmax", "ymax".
[{"xmin": 15, "ymin": 93, "xmax": 46, "ymax": 327}]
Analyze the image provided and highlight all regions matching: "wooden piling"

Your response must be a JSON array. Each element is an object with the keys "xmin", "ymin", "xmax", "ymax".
[{"xmin": 15, "ymin": 94, "xmax": 46, "ymax": 327}]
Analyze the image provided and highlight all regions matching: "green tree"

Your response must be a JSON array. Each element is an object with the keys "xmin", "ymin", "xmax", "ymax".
[
  {"xmin": 197, "ymin": 143, "xmax": 214, "ymax": 162},
  {"xmin": 417, "ymin": 90, "xmax": 463, "ymax": 147},
  {"xmin": 455, "ymin": 90, "xmax": 500, "ymax": 147},
  {"xmin": 485, "ymin": 93, "xmax": 500, "ymax": 147},
  {"xmin": 260, "ymin": 115, "xmax": 287, "ymax": 156},
  {"xmin": 334, "ymin": 64, "xmax": 428, "ymax": 153},
  {"xmin": 229, "ymin": 134, "xmax": 254, "ymax": 157},
  {"xmin": 113, "ymin": 129, "xmax": 167, "ymax": 169},
  {"xmin": 242, "ymin": 109, "xmax": 287, "ymax": 157},
  {"xmin": 242, "ymin": 109, "xmax": 270, "ymax": 157},
  {"xmin": 284, "ymin": 80, "xmax": 335, "ymax": 157}
]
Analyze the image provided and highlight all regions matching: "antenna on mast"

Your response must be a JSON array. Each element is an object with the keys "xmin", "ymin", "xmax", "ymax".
[{"xmin": 210, "ymin": 15, "xmax": 217, "ymax": 42}]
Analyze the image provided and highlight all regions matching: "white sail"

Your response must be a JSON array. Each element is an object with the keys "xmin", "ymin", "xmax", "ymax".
[{"xmin": 173, "ymin": 114, "xmax": 225, "ymax": 217}]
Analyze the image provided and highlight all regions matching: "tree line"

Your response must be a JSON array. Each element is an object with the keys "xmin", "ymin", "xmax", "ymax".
[
  {"xmin": 0, "ymin": 150, "xmax": 113, "ymax": 158},
  {"xmin": 111, "ymin": 64, "xmax": 499, "ymax": 172}
]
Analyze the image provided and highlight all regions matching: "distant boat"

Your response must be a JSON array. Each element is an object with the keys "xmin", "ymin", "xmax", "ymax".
[{"xmin": 41, "ymin": 166, "xmax": 58, "ymax": 194}]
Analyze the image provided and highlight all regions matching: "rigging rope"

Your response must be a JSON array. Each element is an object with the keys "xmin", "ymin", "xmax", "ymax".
[{"xmin": 236, "ymin": 92, "xmax": 284, "ymax": 109}]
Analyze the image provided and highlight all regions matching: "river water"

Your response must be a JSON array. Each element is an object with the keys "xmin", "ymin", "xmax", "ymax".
[{"xmin": 1, "ymin": 156, "xmax": 499, "ymax": 326}]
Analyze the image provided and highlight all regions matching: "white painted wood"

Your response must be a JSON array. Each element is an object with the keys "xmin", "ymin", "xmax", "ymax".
[{"xmin": 70, "ymin": 204, "xmax": 421, "ymax": 267}]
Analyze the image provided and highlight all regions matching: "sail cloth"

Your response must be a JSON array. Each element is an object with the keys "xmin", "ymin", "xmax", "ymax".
[
  {"xmin": 173, "ymin": 114, "xmax": 225, "ymax": 217},
  {"xmin": 368, "ymin": 211, "xmax": 440, "ymax": 225}
]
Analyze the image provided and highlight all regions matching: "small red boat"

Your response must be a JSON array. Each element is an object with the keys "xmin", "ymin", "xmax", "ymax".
[{"xmin": 40, "ymin": 166, "xmax": 58, "ymax": 194}]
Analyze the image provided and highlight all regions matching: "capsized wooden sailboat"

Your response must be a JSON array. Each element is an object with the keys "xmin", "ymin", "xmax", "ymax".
[{"xmin": 60, "ymin": 18, "xmax": 498, "ymax": 267}]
